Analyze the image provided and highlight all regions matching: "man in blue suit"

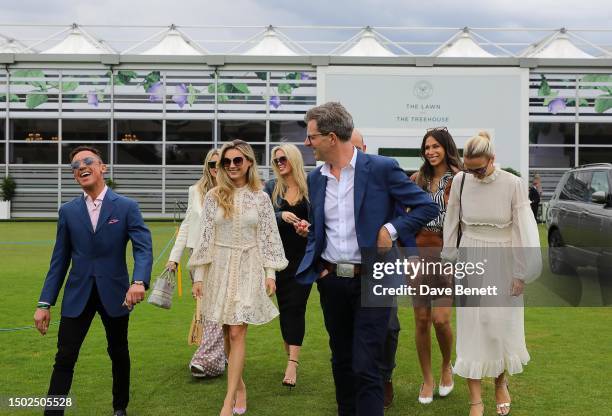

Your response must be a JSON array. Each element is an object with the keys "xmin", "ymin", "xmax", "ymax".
[
  {"xmin": 34, "ymin": 146, "xmax": 153, "ymax": 416},
  {"xmin": 296, "ymin": 102, "xmax": 438, "ymax": 416}
]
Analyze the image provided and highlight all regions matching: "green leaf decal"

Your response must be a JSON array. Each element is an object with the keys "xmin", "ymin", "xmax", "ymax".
[
  {"xmin": 231, "ymin": 83, "xmax": 250, "ymax": 94},
  {"xmin": 543, "ymin": 91, "xmax": 559, "ymax": 105},
  {"xmin": 594, "ymin": 96, "xmax": 612, "ymax": 113},
  {"xmin": 278, "ymin": 83, "xmax": 293, "ymax": 95},
  {"xmin": 254, "ymin": 72, "xmax": 268, "ymax": 81},
  {"xmin": 0, "ymin": 94, "xmax": 20, "ymax": 102},
  {"xmin": 61, "ymin": 82, "xmax": 79, "ymax": 92},
  {"xmin": 538, "ymin": 75, "xmax": 552, "ymax": 97},
  {"xmin": 142, "ymin": 71, "xmax": 161, "ymax": 91},
  {"xmin": 187, "ymin": 84, "xmax": 199, "ymax": 106},
  {"xmin": 115, "ymin": 70, "xmax": 138, "ymax": 86},
  {"xmin": 25, "ymin": 93, "xmax": 49, "ymax": 109}
]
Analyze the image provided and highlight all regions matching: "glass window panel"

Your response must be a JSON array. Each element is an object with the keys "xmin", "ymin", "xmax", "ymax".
[
  {"xmin": 269, "ymin": 120, "xmax": 306, "ymax": 141},
  {"xmin": 166, "ymin": 120, "xmax": 213, "ymax": 142},
  {"xmin": 529, "ymin": 147, "xmax": 575, "ymax": 168},
  {"xmin": 590, "ymin": 171, "xmax": 610, "ymax": 195},
  {"xmin": 10, "ymin": 143, "xmax": 58, "ymax": 163},
  {"xmin": 219, "ymin": 120, "xmax": 265, "ymax": 142},
  {"xmin": 579, "ymin": 123, "xmax": 612, "ymax": 145},
  {"xmin": 166, "ymin": 144, "xmax": 213, "ymax": 165},
  {"xmin": 529, "ymin": 123, "xmax": 575, "ymax": 145},
  {"xmin": 114, "ymin": 144, "xmax": 162, "ymax": 164},
  {"xmin": 61, "ymin": 143, "xmax": 110, "ymax": 164},
  {"xmin": 560, "ymin": 171, "xmax": 592, "ymax": 202},
  {"xmin": 10, "ymin": 119, "xmax": 58, "ymax": 141},
  {"xmin": 62, "ymin": 119, "xmax": 110, "ymax": 141},
  {"xmin": 578, "ymin": 147, "xmax": 612, "ymax": 165},
  {"xmin": 115, "ymin": 120, "xmax": 162, "ymax": 142}
]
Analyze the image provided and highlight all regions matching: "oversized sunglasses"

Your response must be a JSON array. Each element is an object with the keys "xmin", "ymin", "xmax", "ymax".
[
  {"xmin": 221, "ymin": 156, "xmax": 244, "ymax": 169},
  {"xmin": 207, "ymin": 161, "xmax": 218, "ymax": 169},
  {"xmin": 70, "ymin": 156, "xmax": 100, "ymax": 170},
  {"xmin": 427, "ymin": 126, "xmax": 448, "ymax": 133},
  {"xmin": 465, "ymin": 165, "xmax": 489, "ymax": 177},
  {"xmin": 273, "ymin": 156, "xmax": 288, "ymax": 167}
]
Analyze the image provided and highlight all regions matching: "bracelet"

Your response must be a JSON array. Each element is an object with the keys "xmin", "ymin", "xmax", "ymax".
[
  {"xmin": 37, "ymin": 303, "xmax": 50, "ymax": 310},
  {"xmin": 132, "ymin": 281, "xmax": 145, "ymax": 286}
]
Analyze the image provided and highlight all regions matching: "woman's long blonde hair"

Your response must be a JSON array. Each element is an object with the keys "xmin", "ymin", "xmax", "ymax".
[
  {"xmin": 214, "ymin": 139, "xmax": 262, "ymax": 218},
  {"xmin": 270, "ymin": 143, "xmax": 309, "ymax": 207},
  {"xmin": 196, "ymin": 148, "xmax": 220, "ymax": 205}
]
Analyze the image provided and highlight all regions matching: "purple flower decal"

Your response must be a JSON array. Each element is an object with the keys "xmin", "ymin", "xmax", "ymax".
[
  {"xmin": 147, "ymin": 81, "xmax": 163, "ymax": 102},
  {"xmin": 172, "ymin": 83, "xmax": 188, "ymax": 108},
  {"xmin": 269, "ymin": 95, "xmax": 281, "ymax": 109},
  {"xmin": 87, "ymin": 91, "xmax": 99, "ymax": 107},
  {"xmin": 300, "ymin": 72, "xmax": 310, "ymax": 80},
  {"xmin": 548, "ymin": 98, "xmax": 566, "ymax": 114}
]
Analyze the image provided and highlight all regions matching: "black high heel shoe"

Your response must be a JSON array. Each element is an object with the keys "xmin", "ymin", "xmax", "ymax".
[{"xmin": 282, "ymin": 359, "xmax": 299, "ymax": 389}]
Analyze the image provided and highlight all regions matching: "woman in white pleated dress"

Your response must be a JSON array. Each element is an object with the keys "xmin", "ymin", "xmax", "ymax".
[
  {"xmin": 189, "ymin": 139, "xmax": 287, "ymax": 416},
  {"xmin": 442, "ymin": 131, "xmax": 542, "ymax": 416}
]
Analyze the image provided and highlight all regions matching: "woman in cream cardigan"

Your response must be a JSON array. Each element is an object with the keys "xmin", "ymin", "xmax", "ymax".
[{"xmin": 165, "ymin": 148, "xmax": 226, "ymax": 378}]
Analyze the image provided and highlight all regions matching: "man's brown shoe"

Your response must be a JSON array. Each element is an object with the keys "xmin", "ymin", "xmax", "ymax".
[{"xmin": 384, "ymin": 380, "xmax": 394, "ymax": 409}]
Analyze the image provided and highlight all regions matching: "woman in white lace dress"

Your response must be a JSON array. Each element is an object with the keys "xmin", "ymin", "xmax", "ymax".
[
  {"xmin": 189, "ymin": 140, "xmax": 288, "ymax": 416},
  {"xmin": 442, "ymin": 131, "xmax": 541, "ymax": 416}
]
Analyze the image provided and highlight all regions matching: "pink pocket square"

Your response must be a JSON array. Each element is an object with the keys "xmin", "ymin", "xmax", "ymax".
[{"xmin": 108, "ymin": 219, "xmax": 120, "ymax": 224}]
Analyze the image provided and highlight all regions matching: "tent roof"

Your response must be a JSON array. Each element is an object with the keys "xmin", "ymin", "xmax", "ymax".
[
  {"xmin": 243, "ymin": 27, "xmax": 299, "ymax": 56},
  {"xmin": 41, "ymin": 26, "xmax": 114, "ymax": 54},
  {"xmin": 141, "ymin": 29, "xmax": 203, "ymax": 55},
  {"xmin": 436, "ymin": 31, "xmax": 494, "ymax": 57},
  {"xmin": 524, "ymin": 31, "xmax": 594, "ymax": 58},
  {"xmin": 341, "ymin": 30, "xmax": 396, "ymax": 56}
]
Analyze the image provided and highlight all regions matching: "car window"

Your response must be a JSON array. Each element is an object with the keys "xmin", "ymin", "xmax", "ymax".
[
  {"xmin": 590, "ymin": 171, "xmax": 610, "ymax": 196},
  {"xmin": 559, "ymin": 171, "xmax": 593, "ymax": 202}
]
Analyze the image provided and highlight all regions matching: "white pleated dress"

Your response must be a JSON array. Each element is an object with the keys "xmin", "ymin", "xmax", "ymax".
[
  {"xmin": 442, "ymin": 168, "xmax": 542, "ymax": 379},
  {"xmin": 189, "ymin": 186, "xmax": 288, "ymax": 325}
]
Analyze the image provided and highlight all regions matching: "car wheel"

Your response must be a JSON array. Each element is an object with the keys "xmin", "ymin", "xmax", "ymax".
[{"xmin": 548, "ymin": 229, "xmax": 576, "ymax": 275}]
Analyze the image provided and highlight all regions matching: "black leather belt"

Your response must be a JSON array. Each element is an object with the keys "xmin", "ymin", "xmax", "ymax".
[{"xmin": 320, "ymin": 259, "xmax": 361, "ymax": 278}]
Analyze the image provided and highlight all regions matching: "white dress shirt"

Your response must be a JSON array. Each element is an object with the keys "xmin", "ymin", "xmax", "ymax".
[{"xmin": 321, "ymin": 148, "xmax": 397, "ymax": 264}]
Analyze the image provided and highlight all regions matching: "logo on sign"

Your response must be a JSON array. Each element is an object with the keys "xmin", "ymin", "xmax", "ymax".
[{"xmin": 413, "ymin": 81, "xmax": 433, "ymax": 100}]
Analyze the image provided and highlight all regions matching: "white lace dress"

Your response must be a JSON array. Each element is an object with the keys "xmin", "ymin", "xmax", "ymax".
[
  {"xmin": 442, "ymin": 168, "xmax": 542, "ymax": 379},
  {"xmin": 188, "ymin": 186, "xmax": 288, "ymax": 325}
]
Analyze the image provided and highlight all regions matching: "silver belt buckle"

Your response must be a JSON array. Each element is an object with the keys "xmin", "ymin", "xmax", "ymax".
[{"xmin": 336, "ymin": 263, "xmax": 355, "ymax": 278}]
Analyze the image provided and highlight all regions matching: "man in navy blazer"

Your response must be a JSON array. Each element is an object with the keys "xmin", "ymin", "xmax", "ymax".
[
  {"xmin": 34, "ymin": 146, "xmax": 152, "ymax": 416},
  {"xmin": 296, "ymin": 102, "xmax": 438, "ymax": 416}
]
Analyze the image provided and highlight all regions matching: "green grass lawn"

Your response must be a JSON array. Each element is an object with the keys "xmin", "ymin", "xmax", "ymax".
[{"xmin": 0, "ymin": 222, "xmax": 611, "ymax": 415}]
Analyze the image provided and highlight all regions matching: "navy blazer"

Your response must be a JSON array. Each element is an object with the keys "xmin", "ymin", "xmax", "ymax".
[
  {"xmin": 38, "ymin": 189, "xmax": 153, "ymax": 318},
  {"xmin": 295, "ymin": 151, "xmax": 439, "ymax": 285}
]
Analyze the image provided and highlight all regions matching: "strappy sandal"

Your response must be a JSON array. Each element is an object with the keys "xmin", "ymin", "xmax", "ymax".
[
  {"xmin": 495, "ymin": 380, "xmax": 512, "ymax": 416},
  {"xmin": 282, "ymin": 359, "xmax": 299, "ymax": 389},
  {"xmin": 470, "ymin": 401, "xmax": 484, "ymax": 416}
]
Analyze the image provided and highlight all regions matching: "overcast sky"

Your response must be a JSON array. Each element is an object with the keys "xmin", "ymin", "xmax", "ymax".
[{"xmin": 1, "ymin": 0, "xmax": 611, "ymax": 53}]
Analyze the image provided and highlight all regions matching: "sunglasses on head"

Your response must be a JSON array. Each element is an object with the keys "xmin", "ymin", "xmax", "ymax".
[
  {"xmin": 70, "ymin": 156, "xmax": 100, "ymax": 170},
  {"xmin": 207, "ymin": 161, "xmax": 218, "ymax": 169},
  {"xmin": 221, "ymin": 156, "xmax": 244, "ymax": 169},
  {"xmin": 273, "ymin": 156, "xmax": 288, "ymax": 167},
  {"xmin": 427, "ymin": 126, "xmax": 448, "ymax": 133}
]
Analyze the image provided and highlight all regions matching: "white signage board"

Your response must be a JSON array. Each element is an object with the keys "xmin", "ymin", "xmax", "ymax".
[{"xmin": 317, "ymin": 66, "xmax": 529, "ymax": 177}]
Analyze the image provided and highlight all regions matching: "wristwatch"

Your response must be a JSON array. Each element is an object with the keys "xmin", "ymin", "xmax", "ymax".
[{"xmin": 132, "ymin": 280, "xmax": 145, "ymax": 286}]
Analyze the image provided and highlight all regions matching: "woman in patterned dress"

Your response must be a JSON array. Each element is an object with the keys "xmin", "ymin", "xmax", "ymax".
[
  {"xmin": 409, "ymin": 127, "xmax": 463, "ymax": 404},
  {"xmin": 189, "ymin": 140, "xmax": 288, "ymax": 416}
]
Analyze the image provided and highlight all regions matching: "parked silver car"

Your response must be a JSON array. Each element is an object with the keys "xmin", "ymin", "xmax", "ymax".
[{"xmin": 546, "ymin": 163, "xmax": 612, "ymax": 279}]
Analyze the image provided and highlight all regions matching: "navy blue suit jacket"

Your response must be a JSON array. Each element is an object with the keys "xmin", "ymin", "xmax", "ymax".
[
  {"xmin": 295, "ymin": 151, "xmax": 439, "ymax": 285},
  {"xmin": 39, "ymin": 189, "xmax": 153, "ymax": 318}
]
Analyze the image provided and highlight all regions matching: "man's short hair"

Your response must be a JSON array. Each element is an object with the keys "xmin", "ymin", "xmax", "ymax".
[
  {"xmin": 305, "ymin": 102, "xmax": 354, "ymax": 142},
  {"xmin": 69, "ymin": 146, "xmax": 104, "ymax": 162}
]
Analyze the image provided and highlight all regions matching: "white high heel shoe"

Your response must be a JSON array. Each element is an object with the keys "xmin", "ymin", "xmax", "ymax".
[
  {"xmin": 438, "ymin": 382, "xmax": 454, "ymax": 397},
  {"xmin": 418, "ymin": 383, "xmax": 433, "ymax": 404}
]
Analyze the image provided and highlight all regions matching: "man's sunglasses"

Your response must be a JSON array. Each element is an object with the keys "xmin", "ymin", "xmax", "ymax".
[
  {"xmin": 221, "ymin": 156, "xmax": 244, "ymax": 169},
  {"xmin": 207, "ymin": 161, "xmax": 218, "ymax": 169},
  {"xmin": 273, "ymin": 156, "xmax": 288, "ymax": 167},
  {"xmin": 70, "ymin": 156, "xmax": 100, "ymax": 170}
]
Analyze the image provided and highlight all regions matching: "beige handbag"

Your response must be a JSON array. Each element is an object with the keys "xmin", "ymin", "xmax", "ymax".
[
  {"xmin": 188, "ymin": 297, "xmax": 204, "ymax": 345},
  {"xmin": 147, "ymin": 269, "xmax": 176, "ymax": 309}
]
